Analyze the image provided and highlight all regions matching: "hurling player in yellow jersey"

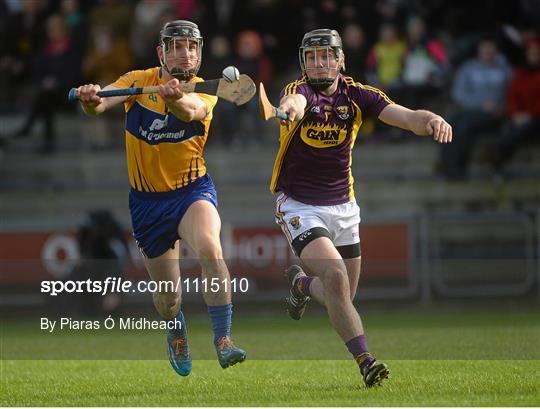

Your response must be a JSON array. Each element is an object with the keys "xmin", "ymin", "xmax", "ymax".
[
  {"xmin": 75, "ymin": 20, "xmax": 246, "ymax": 376},
  {"xmin": 273, "ymin": 29, "xmax": 452, "ymax": 387}
]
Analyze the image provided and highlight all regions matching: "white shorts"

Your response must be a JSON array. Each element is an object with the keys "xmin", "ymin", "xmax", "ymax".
[{"xmin": 274, "ymin": 193, "xmax": 361, "ymax": 258}]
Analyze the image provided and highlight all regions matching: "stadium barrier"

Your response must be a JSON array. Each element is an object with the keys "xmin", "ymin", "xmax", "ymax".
[{"xmin": 1, "ymin": 212, "xmax": 538, "ymax": 307}]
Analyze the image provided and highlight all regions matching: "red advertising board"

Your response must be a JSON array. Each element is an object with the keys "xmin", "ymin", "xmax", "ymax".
[{"xmin": 0, "ymin": 225, "xmax": 410, "ymax": 284}]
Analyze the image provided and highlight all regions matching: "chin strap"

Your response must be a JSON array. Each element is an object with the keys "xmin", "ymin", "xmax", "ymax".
[
  {"xmin": 309, "ymin": 80, "xmax": 335, "ymax": 91},
  {"xmin": 168, "ymin": 67, "xmax": 194, "ymax": 81}
]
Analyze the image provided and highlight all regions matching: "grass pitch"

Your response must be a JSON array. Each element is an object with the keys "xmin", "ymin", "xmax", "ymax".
[{"xmin": 2, "ymin": 310, "xmax": 539, "ymax": 406}]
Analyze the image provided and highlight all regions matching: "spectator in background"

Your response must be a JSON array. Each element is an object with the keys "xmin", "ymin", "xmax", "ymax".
[
  {"xmin": 84, "ymin": 0, "xmax": 133, "ymax": 148},
  {"xmin": 439, "ymin": 35, "xmax": 512, "ymax": 179},
  {"xmin": 88, "ymin": 0, "xmax": 132, "ymax": 42},
  {"xmin": 82, "ymin": 25, "xmax": 133, "ymax": 149},
  {"xmin": 227, "ymin": 0, "xmax": 283, "ymax": 71},
  {"xmin": 203, "ymin": 35, "xmax": 236, "ymax": 146},
  {"xmin": 491, "ymin": 38, "xmax": 540, "ymax": 173},
  {"xmin": 0, "ymin": 0, "xmax": 47, "ymax": 110},
  {"xmin": 365, "ymin": 23, "xmax": 405, "ymax": 138},
  {"xmin": 9, "ymin": 14, "xmax": 78, "ymax": 153},
  {"xmin": 234, "ymin": 30, "xmax": 272, "ymax": 87},
  {"xmin": 374, "ymin": 0, "xmax": 408, "ymax": 30},
  {"xmin": 203, "ymin": 35, "xmax": 234, "ymax": 79},
  {"xmin": 316, "ymin": 0, "xmax": 341, "ymax": 30},
  {"xmin": 60, "ymin": 0, "xmax": 86, "ymax": 57},
  {"xmin": 397, "ymin": 16, "xmax": 448, "ymax": 108},
  {"xmin": 366, "ymin": 23, "xmax": 406, "ymax": 91},
  {"xmin": 171, "ymin": 0, "xmax": 198, "ymax": 21},
  {"xmin": 342, "ymin": 22, "xmax": 369, "ymax": 83},
  {"xmin": 232, "ymin": 30, "xmax": 272, "ymax": 145},
  {"xmin": 84, "ymin": 26, "xmax": 133, "ymax": 86},
  {"xmin": 130, "ymin": 0, "xmax": 173, "ymax": 67}
]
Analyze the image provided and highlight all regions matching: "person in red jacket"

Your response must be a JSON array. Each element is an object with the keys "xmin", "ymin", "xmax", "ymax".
[{"xmin": 492, "ymin": 38, "xmax": 540, "ymax": 171}]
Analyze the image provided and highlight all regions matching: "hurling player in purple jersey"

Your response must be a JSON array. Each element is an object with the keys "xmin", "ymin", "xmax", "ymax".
[{"xmin": 272, "ymin": 29, "xmax": 452, "ymax": 387}]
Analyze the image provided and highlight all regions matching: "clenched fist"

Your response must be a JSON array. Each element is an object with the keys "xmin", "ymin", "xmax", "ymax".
[
  {"xmin": 158, "ymin": 79, "xmax": 184, "ymax": 103},
  {"xmin": 76, "ymin": 84, "xmax": 102, "ymax": 107}
]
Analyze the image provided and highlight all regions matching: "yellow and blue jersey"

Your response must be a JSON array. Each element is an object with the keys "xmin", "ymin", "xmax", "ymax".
[{"xmin": 111, "ymin": 67, "xmax": 218, "ymax": 192}]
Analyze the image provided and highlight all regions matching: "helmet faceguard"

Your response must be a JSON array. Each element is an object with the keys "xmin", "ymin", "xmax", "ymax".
[
  {"xmin": 299, "ymin": 29, "xmax": 344, "ymax": 91},
  {"xmin": 159, "ymin": 20, "xmax": 203, "ymax": 81}
]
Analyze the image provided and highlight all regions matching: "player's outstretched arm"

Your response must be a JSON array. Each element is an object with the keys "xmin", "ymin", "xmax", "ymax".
[
  {"xmin": 76, "ymin": 84, "xmax": 129, "ymax": 116},
  {"xmin": 378, "ymin": 104, "xmax": 452, "ymax": 143},
  {"xmin": 158, "ymin": 78, "xmax": 208, "ymax": 122},
  {"xmin": 278, "ymin": 94, "xmax": 308, "ymax": 125}
]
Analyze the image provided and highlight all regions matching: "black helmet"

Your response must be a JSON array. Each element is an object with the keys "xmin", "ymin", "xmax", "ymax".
[
  {"xmin": 299, "ymin": 29, "xmax": 343, "ymax": 90},
  {"xmin": 159, "ymin": 20, "xmax": 203, "ymax": 81}
]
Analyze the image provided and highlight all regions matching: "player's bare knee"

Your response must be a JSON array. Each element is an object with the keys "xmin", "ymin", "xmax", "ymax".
[
  {"xmin": 322, "ymin": 269, "xmax": 349, "ymax": 297},
  {"xmin": 194, "ymin": 238, "xmax": 223, "ymax": 261}
]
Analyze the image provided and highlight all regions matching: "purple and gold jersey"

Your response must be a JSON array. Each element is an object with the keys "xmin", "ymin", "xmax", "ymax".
[
  {"xmin": 270, "ymin": 74, "xmax": 393, "ymax": 205},
  {"xmin": 111, "ymin": 67, "xmax": 217, "ymax": 192}
]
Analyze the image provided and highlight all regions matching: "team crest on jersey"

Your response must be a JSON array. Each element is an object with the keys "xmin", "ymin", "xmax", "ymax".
[
  {"xmin": 336, "ymin": 105, "xmax": 350, "ymax": 120},
  {"xmin": 289, "ymin": 216, "xmax": 301, "ymax": 230},
  {"xmin": 300, "ymin": 122, "xmax": 348, "ymax": 148},
  {"xmin": 311, "ymin": 106, "xmax": 321, "ymax": 113}
]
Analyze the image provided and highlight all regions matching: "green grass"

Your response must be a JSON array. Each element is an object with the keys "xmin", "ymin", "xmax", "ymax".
[
  {"xmin": 2, "ymin": 360, "xmax": 538, "ymax": 406},
  {"xmin": 2, "ymin": 311, "xmax": 539, "ymax": 406}
]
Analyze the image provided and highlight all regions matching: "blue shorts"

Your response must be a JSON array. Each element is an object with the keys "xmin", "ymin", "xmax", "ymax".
[{"xmin": 129, "ymin": 174, "xmax": 218, "ymax": 258}]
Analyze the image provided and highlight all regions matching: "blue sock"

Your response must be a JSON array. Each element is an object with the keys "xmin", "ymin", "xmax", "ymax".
[
  {"xmin": 167, "ymin": 310, "xmax": 186, "ymax": 338},
  {"xmin": 208, "ymin": 303, "xmax": 232, "ymax": 346}
]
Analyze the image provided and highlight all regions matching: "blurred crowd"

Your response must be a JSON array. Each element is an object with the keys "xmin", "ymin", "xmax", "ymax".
[{"xmin": 0, "ymin": 0, "xmax": 539, "ymax": 179}]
